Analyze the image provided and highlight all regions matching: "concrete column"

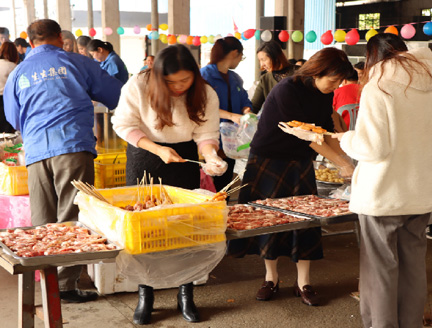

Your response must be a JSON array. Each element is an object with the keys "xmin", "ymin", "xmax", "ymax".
[
  {"xmin": 101, "ymin": 0, "xmax": 120, "ymax": 55},
  {"xmin": 56, "ymin": 0, "xmax": 72, "ymax": 31},
  {"xmin": 168, "ymin": 0, "xmax": 190, "ymax": 35},
  {"xmin": 23, "ymin": 0, "xmax": 35, "ymax": 26},
  {"xmin": 43, "ymin": 0, "xmax": 48, "ymax": 18},
  {"xmin": 255, "ymin": 0, "xmax": 264, "ymax": 81},
  {"xmin": 151, "ymin": 0, "xmax": 159, "ymax": 55},
  {"xmin": 275, "ymin": 0, "xmax": 304, "ymax": 60},
  {"xmin": 87, "ymin": 0, "xmax": 94, "ymax": 30}
]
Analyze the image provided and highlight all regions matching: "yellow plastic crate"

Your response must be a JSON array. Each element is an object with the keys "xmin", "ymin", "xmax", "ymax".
[
  {"xmin": 76, "ymin": 185, "xmax": 227, "ymax": 254},
  {"xmin": 0, "ymin": 163, "xmax": 29, "ymax": 196},
  {"xmin": 94, "ymin": 152, "xmax": 127, "ymax": 189}
]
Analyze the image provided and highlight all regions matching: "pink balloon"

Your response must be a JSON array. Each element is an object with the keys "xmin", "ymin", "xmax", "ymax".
[
  {"xmin": 320, "ymin": 30, "xmax": 333, "ymax": 45},
  {"xmin": 192, "ymin": 36, "xmax": 201, "ymax": 46},
  {"xmin": 345, "ymin": 29, "xmax": 360, "ymax": 45},
  {"xmin": 133, "ymin": 25, "xmax": 141, "ymax": 34},
  {"xmin": 104, "ymin": 27, "xmax": 113, "ymax": 36},
  {"xmin": 400, "ymin": 24, "xmax": 416, "ymax": 39},
  {"xmin": 278, "ymin": 30, "xmax": 289, "ymax": 42}
]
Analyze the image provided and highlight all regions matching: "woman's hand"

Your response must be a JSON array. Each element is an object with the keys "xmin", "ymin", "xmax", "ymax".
[
  {"xmin": 242, "ymin": 107, "xmax": 251, "ymax": 114},
  {"xmin": 202, "ymin": 149, "xmax": 228, "ymax": 176},
  {"xmin": 332, "ymin": 132, "xmax": 345, "ymax": 141},
  {"xmin": 156, "ymin": 146, "xmax": 185, "ymax": 164},
  {"xmin": 230, "ymin": 113, "xmax": 243, "ymax": 125}
]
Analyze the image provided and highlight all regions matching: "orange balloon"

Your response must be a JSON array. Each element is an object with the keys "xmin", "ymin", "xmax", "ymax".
[
  {"xmin": 20, "ymin": 31, "xmax": 27, "ymax": 39},
  {"xmin": 168, "ymin": 35, "xmax": 177, "ymax": 45},
  {"xmin": 146, "ymin": 24, "xmax": 152, "ymax": 31},
  {"xmin": 186, "ymin": 35, "xmax": 194, "ymax": 45},
  {"xmin": 384, "ymin": 25, "xmax": 399, "ymax": 35}
]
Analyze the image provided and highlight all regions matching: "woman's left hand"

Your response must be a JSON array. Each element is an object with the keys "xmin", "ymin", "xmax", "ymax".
[{"xmin": 332, "ymin": 132, "xmax": 345, "ymax": 141}]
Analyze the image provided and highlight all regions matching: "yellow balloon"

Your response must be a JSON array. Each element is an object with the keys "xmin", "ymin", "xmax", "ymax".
[
  {"xmin": 365, "ymin": 28, "xmax": 378, "ymax": 41},
  {"xmin": 75, "ymin": 29, "xmax": 83, "ymax": 37},
  {"xmin": 334, "ymin": 29, "xmax": 346, "ymax": 42},
  {"xmin": 234, "ymin": 32, "xmax": 241, "ymax": 39},
  {"xmin": 159, "ymin": 23, "xmax": 168, "ymax": 31},
  {"xmin": 159, "ymin": 34, "xmax": 167, "ymax": 44},
  {"xmin": 200, "ymin": 35, "xmax": 208, "ymax": 44}
]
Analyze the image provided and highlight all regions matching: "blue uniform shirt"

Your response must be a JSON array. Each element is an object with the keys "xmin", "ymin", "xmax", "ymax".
[
  {"xmin": 200, "ymin": 63, "xmax": 252, "ymax": 123},
  {"xmin": 100, "ymin": 51, "xmax": 129, "ymax": 85},
  {"xmin": 3, "ymin": 44, "xmax": 123, "ymax": 166}
]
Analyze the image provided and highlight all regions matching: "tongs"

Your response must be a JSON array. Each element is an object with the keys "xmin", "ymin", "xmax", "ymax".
[{"xmin": 184, "ymin": 159, "xmax": 205, "ymax": 167}]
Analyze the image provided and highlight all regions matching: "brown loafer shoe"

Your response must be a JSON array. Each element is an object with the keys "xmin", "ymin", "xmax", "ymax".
[
  {"xmin": 256, "ymin": 280, "xmax": 279, "ymax": 301},
  {"xmin": 294, "ymin": 282, "xmax": 319, "ymax": 306}
]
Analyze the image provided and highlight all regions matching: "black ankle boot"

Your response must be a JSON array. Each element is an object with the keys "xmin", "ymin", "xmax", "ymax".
[
  {"xmin": 177, "ymin": 283, "xmax": 200, "ymax": 322},
  {"xmin": 133, "ymin": 285, "xmax": 154, "ymax": 325}
]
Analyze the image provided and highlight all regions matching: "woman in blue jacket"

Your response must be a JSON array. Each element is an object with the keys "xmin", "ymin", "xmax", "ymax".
[
  {"xmin": 88, "ymin": 39, "xmax": 129, "ymax": 85},
  {"xmin": 200, "ymin": 36, "xmax": 252, "ymax": 191}
]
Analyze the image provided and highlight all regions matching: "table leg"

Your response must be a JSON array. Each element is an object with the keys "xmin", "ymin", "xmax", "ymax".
[
  {"xmin": 40, "ymin": 267, "xmax": 63, "ymax": 328},
  {"xmin": 18, "ymin": 271, "xmax": 35, "ymax": 328}
]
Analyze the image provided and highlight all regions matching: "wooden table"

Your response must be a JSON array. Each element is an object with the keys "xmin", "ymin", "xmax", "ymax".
[{"xmin": 0, "ymin": 249, "xmax": 116, "ymax": 328}]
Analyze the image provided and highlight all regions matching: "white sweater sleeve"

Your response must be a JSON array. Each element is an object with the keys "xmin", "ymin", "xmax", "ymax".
[{"xmin": 340, "ymin": 83, "xmax": 392, "ymax": 163}]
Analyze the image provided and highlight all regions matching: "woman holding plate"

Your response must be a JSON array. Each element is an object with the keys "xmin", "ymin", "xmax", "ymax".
[{"xmin": 228, "ymin": 47, "xmax": 354, "ymax": 306}]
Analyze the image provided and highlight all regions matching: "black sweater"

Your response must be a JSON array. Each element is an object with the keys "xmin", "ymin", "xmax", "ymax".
[{"xmin": 250, "ymin": 77, "xmax": 334, "ymax": 160}]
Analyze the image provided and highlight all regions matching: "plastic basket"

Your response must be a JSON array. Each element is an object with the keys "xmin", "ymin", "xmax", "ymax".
[
  {"xmin": 94, "ymin": 152, "xmax": 127, "ymax": 189},
  {"xmin": 0, "ymin": 163, "xmax": 29, "ymax": 196},
  {"xmin": 76, "ymin": 185, "xmax": 227, "ymax": 254}
]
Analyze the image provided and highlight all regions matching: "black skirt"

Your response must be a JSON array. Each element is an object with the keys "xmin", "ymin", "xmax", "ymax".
[
  {"xmin": 126, "ymin": 140, "xmax": 200, "ymax": 190},
  {"xmin": 227, "ymin": 153, "xmax": 323, "ymax": 262}
]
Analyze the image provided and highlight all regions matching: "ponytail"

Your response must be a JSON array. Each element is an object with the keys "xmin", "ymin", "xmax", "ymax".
[{"xmin": 87, "ymin": 39, "xmax": 114, "ymax": 53}]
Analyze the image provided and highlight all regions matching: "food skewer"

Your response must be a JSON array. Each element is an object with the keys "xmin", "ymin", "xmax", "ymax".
[{"xmin": 184, "ymin": 159, "xmax": 205, "ymax": 167}]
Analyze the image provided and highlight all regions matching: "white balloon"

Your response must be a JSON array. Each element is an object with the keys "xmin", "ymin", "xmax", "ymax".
[
  {"xmin": 215, "ymin": 34, "xmax": 223, "ymax": 41},
  {"xmin": 261, "ymin": 30, "xmax": 272, "ymax": 42}
]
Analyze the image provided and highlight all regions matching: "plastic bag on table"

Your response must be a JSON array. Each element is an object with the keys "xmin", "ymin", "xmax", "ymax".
[
  {"xmin": 278, "ymin": 122, "xmax": 324, "ymax": 145},
  {"xmin": 115, "ymin": 241, "xmax": 226, "ymax": 289},
  {"xmin": 220, "ymin": 114, "xmax": 258, "ymax": 160},
  {"xmin": 329, "ymin": 184, "xmax": 351, "ymax": 200}
]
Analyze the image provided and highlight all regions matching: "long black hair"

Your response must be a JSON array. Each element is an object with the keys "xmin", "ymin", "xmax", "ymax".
[{"xmin": 209, "ymin": 36, "xmax": 243, "ymax": 64}]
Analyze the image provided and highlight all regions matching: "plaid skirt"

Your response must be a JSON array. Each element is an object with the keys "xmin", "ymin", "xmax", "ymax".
[{"xmin": 227, "ymin": 153, "xmax": 323, "ymax": 262}]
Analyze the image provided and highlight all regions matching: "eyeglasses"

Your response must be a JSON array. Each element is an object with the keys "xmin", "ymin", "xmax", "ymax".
[{"xmin": 241, "ymin": 56, "xmax": 246, "ymax": 61}]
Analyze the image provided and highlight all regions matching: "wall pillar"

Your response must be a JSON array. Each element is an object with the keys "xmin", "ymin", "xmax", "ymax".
[
  {"xmin": 56, "ymin": 0, "xmax": 72, "ymax": 31},
  {"xmin": 255, "ymin": 0, "xmax": 264, "ymax": 80},
  {"xmin": 23, "ymin": 0, "xmax": 35, "ymax": 26},
  {"xmin": 151, "ymin": 0, "xmax": 159, "ymax": 55},
  {"xmin": 101, "ymin": 0, "xmax": 120, "ymax": 55},
  {"xmin": 275, "ymin": 0, "xmax": 304, "ymax": 60},
  {"xmin": 168, "ymin": 0, "xmax": 190, "ymax": 35}
]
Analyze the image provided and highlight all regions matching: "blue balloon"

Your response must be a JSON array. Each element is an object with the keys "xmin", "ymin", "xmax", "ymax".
[
  {"xmin": 254, "ymin": 30, "xmax": 261, "ymax": 40},
  {"xmin": 424, "ymin": 22, "xmax": 432, "ymax": 36},
  {"xmin": 241, "ymin": 32, "xmax": 248, "ymax": 41},
  {"xmin": 151, "ymin": 31, "xmax": 159, "ymax": 40}
]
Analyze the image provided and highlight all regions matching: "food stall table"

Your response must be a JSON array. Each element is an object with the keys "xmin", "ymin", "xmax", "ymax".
[
  {"xmin": 0, "ymin": 222, "xmax": 121, "ymax": 328},
  {"xmin": 226, "ymin": 212, "xmax": 359, "ymax": 240},
  {"xmin": 0, "ymin": 248, "xmax": 121, "ymax": 328}
]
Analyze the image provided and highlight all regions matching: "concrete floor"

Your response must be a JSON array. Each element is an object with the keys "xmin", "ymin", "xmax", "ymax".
[{"xmin": 1, "ymin": 223, "xmax": 432, "ymax": 328}]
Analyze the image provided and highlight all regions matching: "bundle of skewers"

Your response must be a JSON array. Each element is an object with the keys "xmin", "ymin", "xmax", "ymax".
[
  {"xmin": 206, "ymin": 175, "xmax": 247, "ymax": 202},
  {"xmin": 122, "ymin": 173, "xmax": 173, "ymax": 211}
]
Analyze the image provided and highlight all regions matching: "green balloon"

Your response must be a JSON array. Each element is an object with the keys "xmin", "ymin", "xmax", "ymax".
[
  {"xmin": 117, "ymin": 27, "xmax": 125, "ymax": 35},
  {"xmin": 305, "ymin": 30, "xmax": 317, "ymax": 43},
  {"xmin": 292, "ymin": 30, "xmax": 303, "ymax": 42}
]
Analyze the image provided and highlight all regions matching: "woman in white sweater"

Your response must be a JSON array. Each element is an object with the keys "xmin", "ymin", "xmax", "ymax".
[
  {"xmin": 112, "ymin": 44, "xmax": 227, "ymax": 325},
  {"xmin": 0, "ymin": 41, "xmax": 18, "ymax": 133},
  {"xmin": 333, "ymin": 34, "xmax": 432, "ymax": 328}
]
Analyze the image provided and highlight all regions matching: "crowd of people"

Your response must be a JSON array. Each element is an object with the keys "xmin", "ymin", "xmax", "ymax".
[{"xmin": 1, "ymin": 18, "xmax": 432, "ymax": 328}]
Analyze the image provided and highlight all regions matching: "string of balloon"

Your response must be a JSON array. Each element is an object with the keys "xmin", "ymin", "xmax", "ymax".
[{"xmin": 17, "ymin": 21, "xmax": 432, "ymax": 46}]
